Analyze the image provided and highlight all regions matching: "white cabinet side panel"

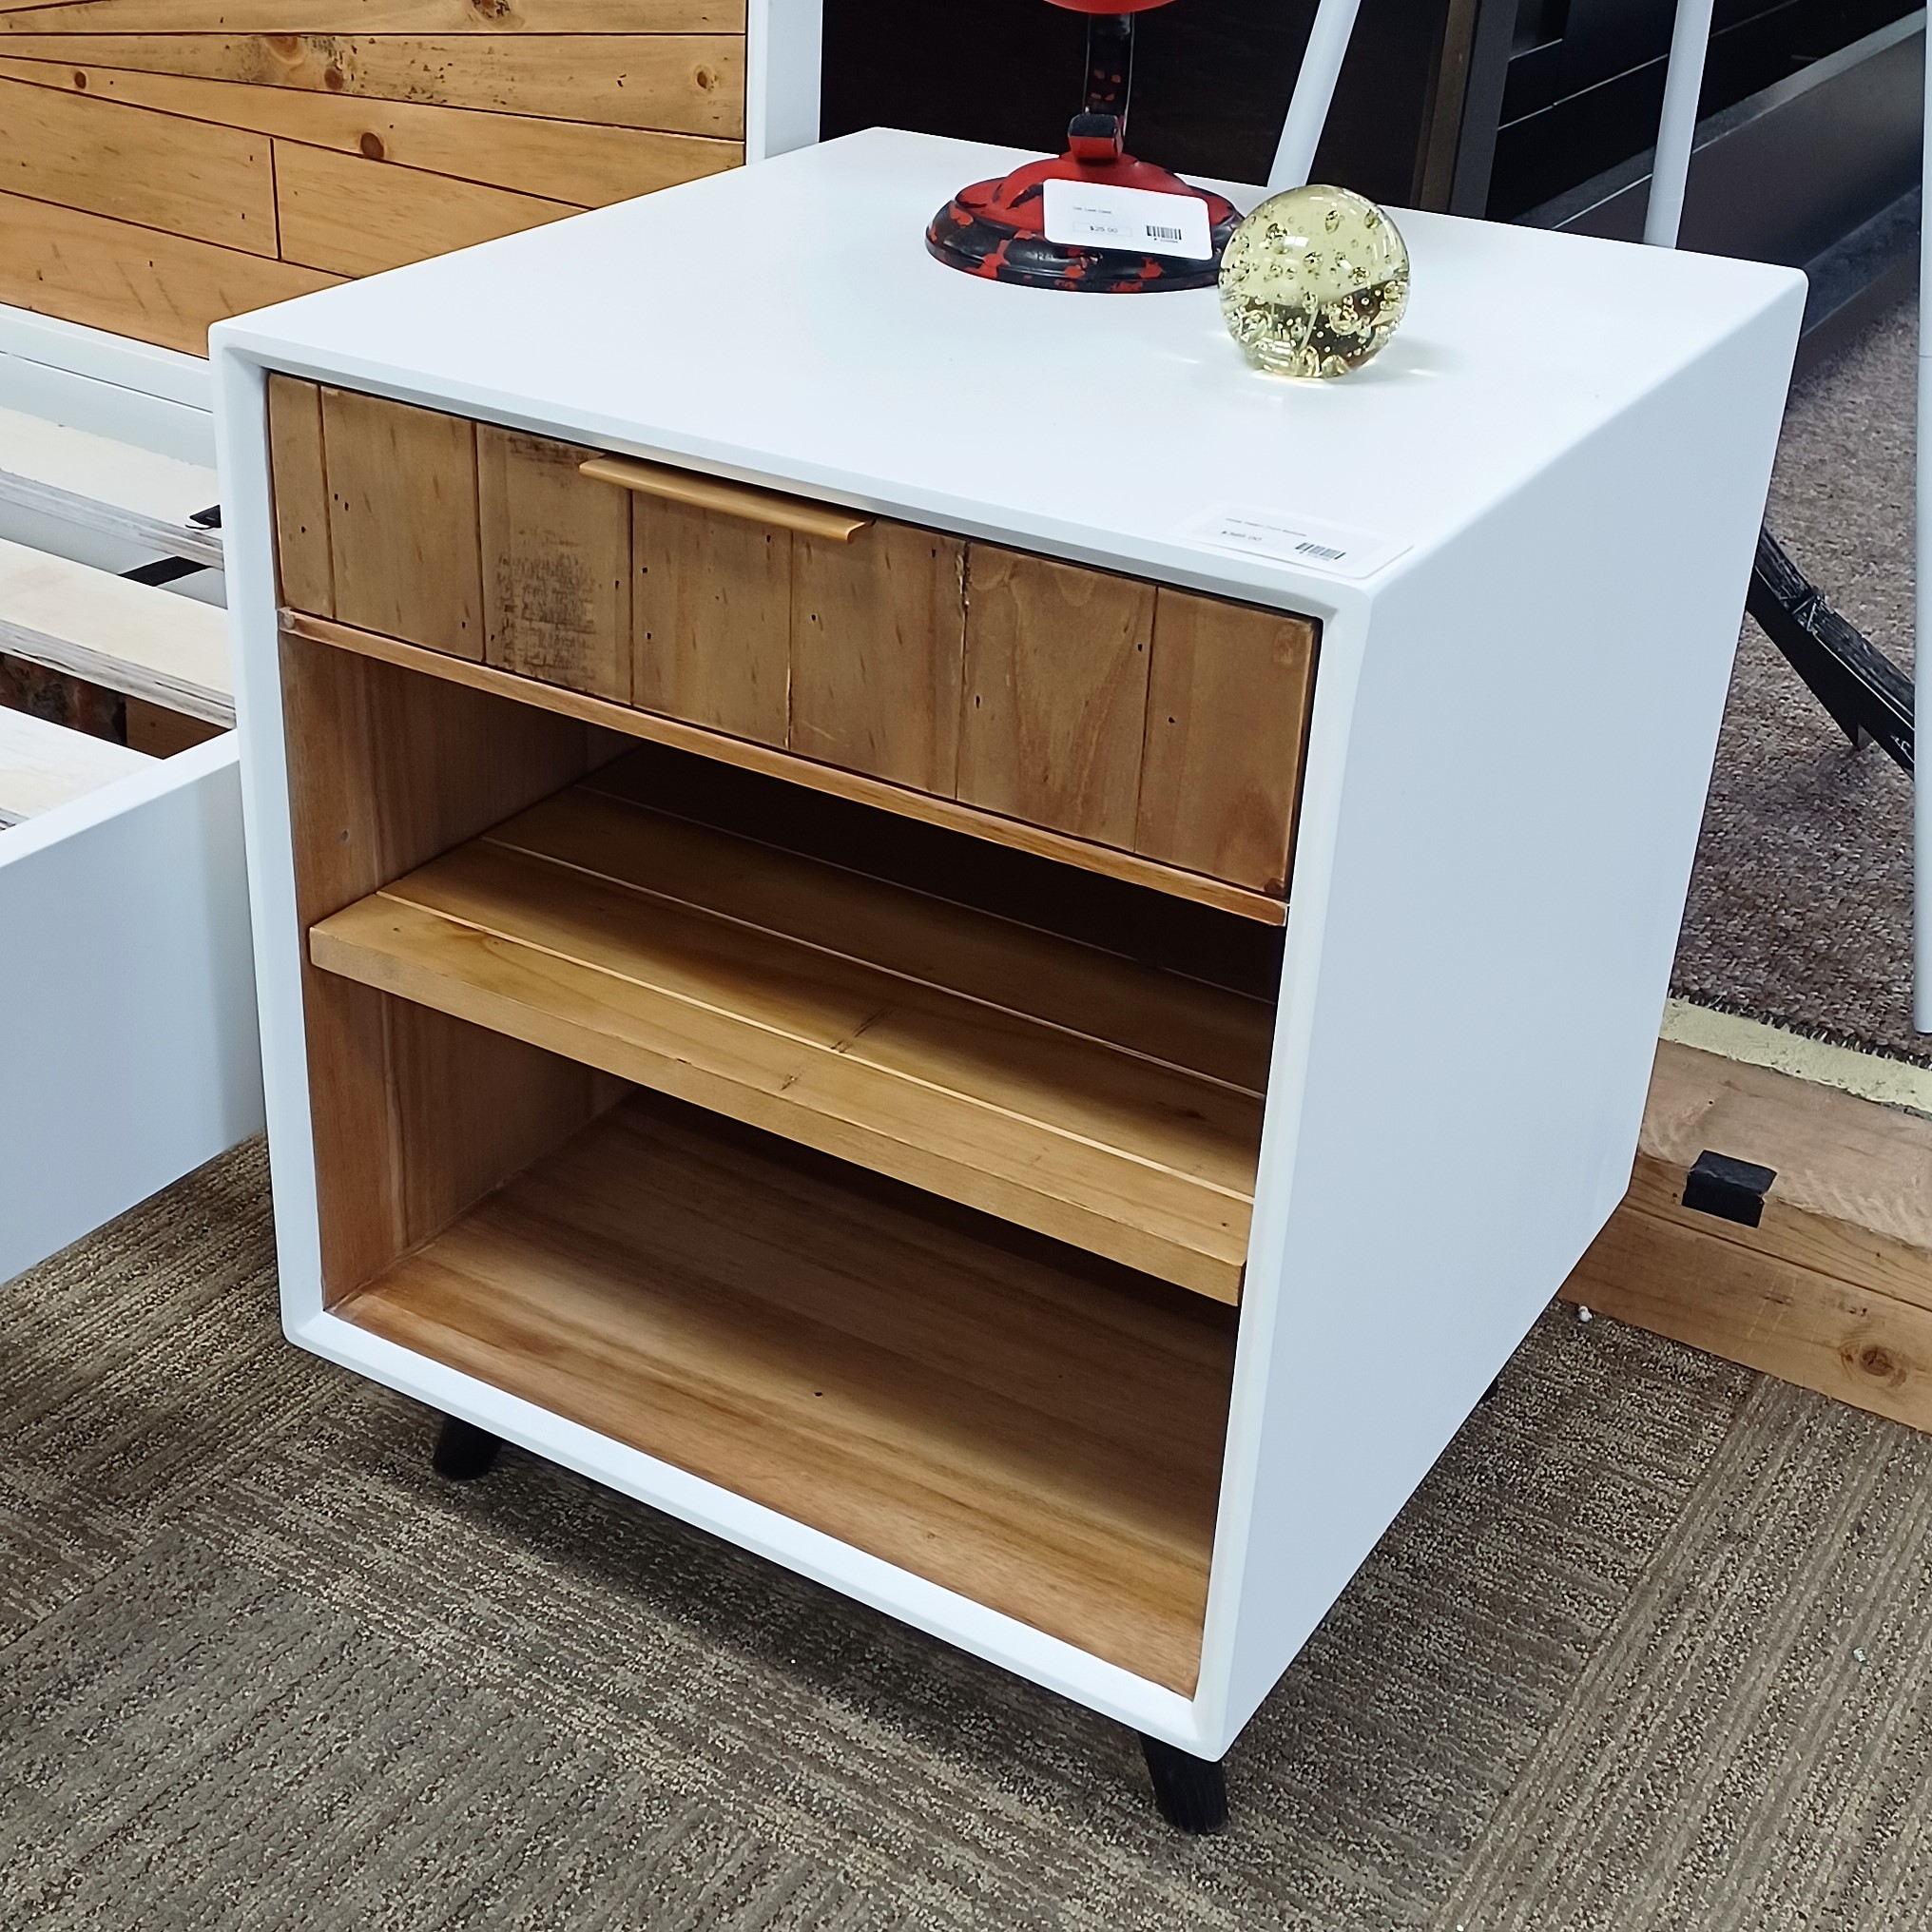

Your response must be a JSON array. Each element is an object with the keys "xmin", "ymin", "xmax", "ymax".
[
  {"xmin": 1200, "ymin": 292, "xmax": 1804, "ymax": 1749},
  {"xmin": 0, "ymin": 738, "xmax": 263, "ymax": 1284},
  {"xmin": 744, "ymin": 0, "xmax": 822, "ymax": 162},
  {"xmin": 212, "ymin": 352, "xmax": 326, "ymax": 1338}
]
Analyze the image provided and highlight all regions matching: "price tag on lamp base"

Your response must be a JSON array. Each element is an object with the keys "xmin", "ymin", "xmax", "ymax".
[{"xmin": 1042, "ymin": 178, "xmax": 1213, "ymax": 261}]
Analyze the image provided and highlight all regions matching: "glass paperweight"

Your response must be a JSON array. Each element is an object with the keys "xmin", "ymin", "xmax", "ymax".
[{"xmin": 1218, "ymin": 185, "xmax": 1409, "ymax": 378}]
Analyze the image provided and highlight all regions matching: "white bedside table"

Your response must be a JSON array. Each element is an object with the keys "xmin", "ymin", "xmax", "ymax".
[{"xmin": 211, "ymin": 129, "xmax": 1802, "ymax": 1831}]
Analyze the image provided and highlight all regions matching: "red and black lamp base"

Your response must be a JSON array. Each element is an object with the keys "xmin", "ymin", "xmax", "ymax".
[{"xmin": 925, "ymin": 3, "xmax": 1237, "ymax": 294}]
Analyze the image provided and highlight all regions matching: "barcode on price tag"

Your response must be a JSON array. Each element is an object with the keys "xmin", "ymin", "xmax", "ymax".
[
  {"xmin": 1042, "ymin": 178, "xmax": 1213, "ymax": 261},
  {"xmin": 1181, "ymin": 505, "xmax": 1411, "ymax": 581}
]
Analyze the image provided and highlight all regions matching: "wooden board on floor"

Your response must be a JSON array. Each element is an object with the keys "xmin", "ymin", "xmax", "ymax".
[
  {"xmin": 0, "ymin": 537, "xmax": 232, "ymax": 723},
  {"xmin": 0, "ymin": 400, "xmax": 221, "ymax": 568},
  {"xmin": 125, "ymin": 697, "xmax": 225, "ymax": 758},
  {"xmin": 340, "ymin": 1092, "xmax": 1236, "ymax": 1693},
  {"xmin": 0, "ymin": 705, "xmax": 151, "ymax": 824},
  {"xmin": 1565, "ymin": 1040, "xmax": 1932, "ymax": 1432}
]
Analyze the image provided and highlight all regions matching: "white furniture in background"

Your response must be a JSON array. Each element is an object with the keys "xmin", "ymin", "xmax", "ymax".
[
  {"xmin": 0, "ymin": 309, "xmax": 261, "ymax": 1288},
  {"xmin": 210, "ymin": 130, "xmax": 1802, "ymax": 1826}
]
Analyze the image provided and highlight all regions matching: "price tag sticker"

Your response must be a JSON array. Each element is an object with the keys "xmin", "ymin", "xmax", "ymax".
[
  {"xmin": 1182, "ymin": 505, "xmax": 1410, "ymax": 582},
  {"xmin": 1042, "ymin": 179, "xmax": 1213, "ymax": 261}
]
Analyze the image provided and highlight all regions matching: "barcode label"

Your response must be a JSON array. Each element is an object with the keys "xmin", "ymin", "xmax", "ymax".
[
  {"xmin": 1183, "ymin": 506, "xmax": 1410, "ymax": 582},
  {"xmin": 1041, "ymin": 179, "xmax": 1213, "ymax": 260}
]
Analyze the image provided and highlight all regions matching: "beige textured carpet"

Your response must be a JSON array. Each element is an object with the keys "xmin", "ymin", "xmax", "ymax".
[
  {"xmin": 1673, "ymin": 297, "xmax": 1921, "ymax": 1059},
  {"xmin": 8, "ymin": 1141, "xmax": 1932, "ymax": 1930}
]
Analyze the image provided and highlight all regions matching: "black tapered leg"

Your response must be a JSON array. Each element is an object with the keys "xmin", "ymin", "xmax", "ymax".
[
  {"xmin": 1139, "ymin": 1734, "xmax": 1227, "ymax": 1834},
  {"xmin": 433, "ymin": 1414, "xmax": 502, "ymax": 1480}
]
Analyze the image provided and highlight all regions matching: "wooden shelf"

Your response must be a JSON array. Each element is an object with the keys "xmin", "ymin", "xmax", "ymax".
[
  {"xmin": 309, "ymin": 778, "xmax": 1272, "ymax": 1301},
  {"xmin": 339, "ymin": 1095, "xmax": 1236, "ymax": 1693}
]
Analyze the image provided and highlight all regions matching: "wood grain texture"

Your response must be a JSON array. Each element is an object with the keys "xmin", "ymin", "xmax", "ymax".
[
  {"xmin": 959, "ymin": 547, "xmax": 1154, "ymax": 850},
  {"xmin": 315, "ymin": 880, "xmax": 1257, "ymax": 1300},
  {"xmin": 0, "ymin": 34, "xmax": 747, "ymax": 137},
  {"xmin": 321, "ymin": 387, "xmax": 483, "ymax": 660},
  {"xmin": 0, "ymin": 703, "xmax": 149, "ymax": 824},
  {"xmin": 0, "ymin": 74, "xmax": 276, "ymax": 256},
  {"xmin": 278, "ymin": 628, "xmax": 609, "ymax": 1299},
  {"xmin": 124, "ymin": 695, "xmax": 224, "ymax": 757},
  {"xmin": 0, "ymin": 59, "xmax": 743, "ymax": 206},
  {"xmin": 310, "ymin": 783, "xmax": 1265, "ymax": 1298},
  {"xmin": 275, "ymin": 139, "xmax": 575, "ymax": 276},
  {"xmin": 341, "ymin": 1093, "xmax": 1235, "ymax": 1690},
  {"xmin": 631, "ymin": 496, "xmax": 788, "ymax": 745},
  {"xmin": 0, "ymin": 0, "xmax": 742, "ymax": 30},
  {"xmin": 789, "ymin": 523, "xmax": 966, "ymax": 794},
  {"xmin": 478, "ymin": 426, "xmax": 630, "ymax": 702},
  {"xmin": 282, "ymin": 608, "xmax": 1290, "ymax": 923},
  {"xmin": 0, "ymin": 396, "xmax": 220, "ymax": 566},
  {"xmin": 1136, "ymin": 589, "xmax": 1319, "ymax": 897},
  {"xmin": 0, "ymin": 186, "xmax": 338, "ymax": 355},
  {"xmin": 266, "ymin": 373, "xmax": 333, "ymax": 617},
  {"xmin": 1562, "ymin": 1042, "xmax": 1932, "ymax": 1432},
  {"xmin": 0, "ymin": 535, "xmax": 232, "ymax": 723}
]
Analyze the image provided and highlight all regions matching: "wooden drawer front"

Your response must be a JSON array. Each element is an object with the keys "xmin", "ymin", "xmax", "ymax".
[
  {"xmin": 790, "ymin": 524, "xmax": 966, "ymax": 792},
  {"xmin": 267, "ymin": 375, "xmax": 334, "ymax": 618},
  {"xmin": 478, "ymin": 427, "xmax": 631, "ymax": 703},
  {"xmin": 321, "ymin": 387, "xmax": 484, "ymax": 661},
  {"xmin": 958, "ymin": 548, "xmax": 1153, "ymax": 848},
  {"xmin": 273, "ymin": 380, "xmax": 1321, "ymax": 915},
  {"xmin": 1137, "ymin": 589, "xmax": 1318, "ymax": 897},
  {"xmin": 632, "ymin": 496, "xmax": 790, "ymax": 747}
]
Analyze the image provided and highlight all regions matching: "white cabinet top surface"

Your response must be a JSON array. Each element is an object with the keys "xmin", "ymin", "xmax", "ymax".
[{"xmin": 213, "ymin": 128, "xmax": 1803, "ymax": 608}]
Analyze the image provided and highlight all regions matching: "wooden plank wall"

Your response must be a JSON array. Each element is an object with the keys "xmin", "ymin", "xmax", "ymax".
[{"xmin": 0, "ymin": 0, "xmax": 746, "ymax": 355}]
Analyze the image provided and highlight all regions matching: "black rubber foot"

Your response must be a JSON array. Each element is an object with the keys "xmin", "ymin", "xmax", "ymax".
[
  {"xmin": 1140, "ymin": 1734, "xmax": 1227, "ymax": 1834},
  {"xmin": 433, "ymin": 1414, "xmax": 502, "ymax": 1481}
]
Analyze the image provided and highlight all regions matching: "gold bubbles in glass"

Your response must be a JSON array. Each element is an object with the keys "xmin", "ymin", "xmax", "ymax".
[{"xmin": 1218, "ymin": 184, "xmax": 1409, "ymax": 378}]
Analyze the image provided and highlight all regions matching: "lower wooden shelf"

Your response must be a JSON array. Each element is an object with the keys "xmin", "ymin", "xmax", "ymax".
[
  {"xmin": 309, "ymin": 777, "xmax": 1272, "ymax": 1301},
  {"xmin": 339, "ymin": 1094, "xmax": 1237, "ymax": 1692}
]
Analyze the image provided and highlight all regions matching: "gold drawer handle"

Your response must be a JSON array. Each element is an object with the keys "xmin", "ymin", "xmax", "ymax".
[{"xmin": 578, "ymin": 455, "xmax": 874, "ymax": 543}]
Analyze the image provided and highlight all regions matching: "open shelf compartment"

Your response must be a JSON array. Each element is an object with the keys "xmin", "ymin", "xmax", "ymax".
[
  {"xmin": 309, "ymin": 760, "xmax": 1273, "ymax": 1302},
  {"xmin": 339, "ymin": 1090, "xmax": 1237, "ymax": 1693},
  {"xmin": 280, "ymin": 633, "xmax": 1262, "ymax": 1694}
]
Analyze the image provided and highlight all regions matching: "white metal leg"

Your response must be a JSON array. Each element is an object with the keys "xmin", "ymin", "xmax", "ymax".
[
  {"xmin": 1644, "ymin": 0, "xmax": 1716, "ymax": 248},
  {"xmin": 1265, "ymin": 0, "xmax": 1363, "ymax": 191}
]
